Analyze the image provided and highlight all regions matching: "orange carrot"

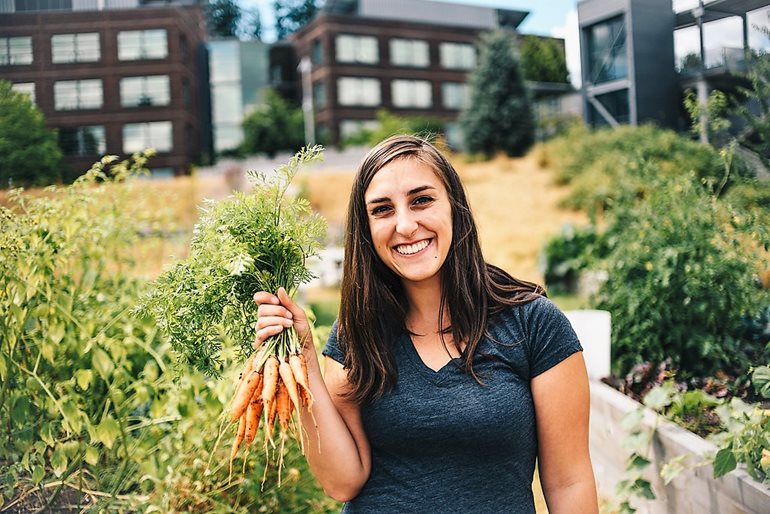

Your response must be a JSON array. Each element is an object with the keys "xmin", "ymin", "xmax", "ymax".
[
  {"xmin": 230, "ymin": 356, "xmax": 255, "ymax": 402},
  {"xmin": 276, "ymin": 380, "xmax": 292, "ymax": 431},
  {"xmin": 289, "ymin": 353, "xmax": 313, "ymax": 408},
  {"xmin": 261, "ymin": 355, "xmax": 280, "ymax": 405},
  {"xmin": 265, "ymin": 380, "xmax": 279, "ymax": 438},
  {"xmin": 231, "ymin": 369, "xmax": 261, "ymax": 421},
  {"xmin": 278, "ymin": 359, "xmax": 301, "ymax": 414},
  {"xmin": 244, "ymin": 375, "xmax": 264, "ymax": 445},
  {"xmin": 229, "ymin": 414, "xmax": 247, "ymax": 476}
]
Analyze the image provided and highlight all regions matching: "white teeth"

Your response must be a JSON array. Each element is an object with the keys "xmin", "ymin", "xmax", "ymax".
[{"xmin": 395, "ymin": 240, "xmax": 429, "ymax": 255}]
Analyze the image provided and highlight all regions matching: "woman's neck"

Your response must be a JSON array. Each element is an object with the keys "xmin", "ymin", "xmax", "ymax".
[{"xmin": 403, "ymin": 275, "xmax": 448, "ymax": 333}]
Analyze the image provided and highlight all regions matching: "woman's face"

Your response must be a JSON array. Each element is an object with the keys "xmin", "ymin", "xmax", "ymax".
[{"xmin": 364, "ymin": 157, "xmax": 453, "ymax": 288}]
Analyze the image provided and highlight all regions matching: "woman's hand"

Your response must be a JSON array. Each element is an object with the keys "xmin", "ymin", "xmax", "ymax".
[{"xmin": 253, "ymin": 287, "xmax": 314, "ymax": 353}]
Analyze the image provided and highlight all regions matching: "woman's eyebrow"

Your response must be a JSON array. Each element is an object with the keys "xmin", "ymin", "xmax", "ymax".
[{"xmin": 366, "ymin": 185, "xmax": 437, "ymax": 206}]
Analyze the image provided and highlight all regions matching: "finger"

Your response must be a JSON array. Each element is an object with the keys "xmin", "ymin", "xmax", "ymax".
[
  {"xmin": 253, "ymin": 291, "xmax": 279, "ymax": 306},
  {"xmin": 276, "ymin": 287, "xmax": 305, "ymax": 320},
  {"xmin": 257, "ymin": 304, "xmax": 293, "ymax": 319},
  {"xmin": 255, "ymin": 316, "xmax": 293, "ymax": 330},
  {"xmin": 255, "ymin": 325, "xmax": 284, "ymax": 347}
]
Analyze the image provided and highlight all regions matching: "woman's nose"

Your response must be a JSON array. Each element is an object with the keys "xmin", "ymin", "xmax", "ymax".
[{"xmin": 395, "ymin": 209, "xmax": 418, "ymax": 236}]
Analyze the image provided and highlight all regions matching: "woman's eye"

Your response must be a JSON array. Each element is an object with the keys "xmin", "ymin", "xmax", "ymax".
[
  {"xmin": 371, "ymin": 205, "xmax": 392, "ymax": 216},
  {"xmin": 414, "ymin": 196, "xmax": 434, "ymax": 206}
]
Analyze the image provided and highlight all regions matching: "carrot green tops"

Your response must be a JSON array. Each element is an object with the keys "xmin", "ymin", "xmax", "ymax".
[{"xmin": 322, "ymin": 296, "xmax": 583, "ymax": 514}]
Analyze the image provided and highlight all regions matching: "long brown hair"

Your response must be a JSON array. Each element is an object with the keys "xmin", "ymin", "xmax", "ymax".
[{"xmin": 338, "ymin": 135, "xmax": 543, "ymax": 404}]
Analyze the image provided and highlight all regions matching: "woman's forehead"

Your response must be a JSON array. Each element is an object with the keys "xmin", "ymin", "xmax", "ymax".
[{"xmin": 364, "ymin": 158, "xmax": 446, "ymax": 196}]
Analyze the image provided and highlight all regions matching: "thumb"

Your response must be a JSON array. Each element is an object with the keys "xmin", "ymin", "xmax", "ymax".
[{"xmin": 277, "ymin": 287, "xmax": 306, "ymax": 320}]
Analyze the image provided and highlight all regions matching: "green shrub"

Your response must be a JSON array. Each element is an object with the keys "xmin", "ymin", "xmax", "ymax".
[
  {"xmin": 595, "ymin": 169, "xmax": 768, "ymax": 378},
  {"xmin": 341, "ymin": 110, "xmax": 446, "ymax": 148},
  {"xmin": 541, "ymin": 224, "xmax": 606, "ymax": 294},
  {"xmin": 240, "ymin": 89, "xmax": 306, "ymax": 158},
  {"xmin": 0, "ymin": 155, "xmax": 336, "ymax": 512}
]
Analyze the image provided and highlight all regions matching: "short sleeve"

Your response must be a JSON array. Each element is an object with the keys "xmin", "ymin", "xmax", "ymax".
[
  {"xmin": 525, "ymin": 296, "xmax": 583, "ymax": 378},
  {"xmin": 321, "ymin": 319, "xmax": 345, "ymax": 364}
]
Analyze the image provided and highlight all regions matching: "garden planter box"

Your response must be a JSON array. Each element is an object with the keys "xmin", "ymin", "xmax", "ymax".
[{"xmin": 589, "ymin": 380, "xmax": 770, "ymax": 514}]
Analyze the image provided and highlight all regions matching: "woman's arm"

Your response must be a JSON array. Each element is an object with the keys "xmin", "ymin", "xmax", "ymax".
[
  {"xmin": 254, "ymin": 289, "xmax": 371, "ymax": 502},
  {"xmin": 531, "ymin": 352, "xmax": 598, "ymax": 514}
]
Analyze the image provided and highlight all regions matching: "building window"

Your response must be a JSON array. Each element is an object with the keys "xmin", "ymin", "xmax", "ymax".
[
  {"xmin": 51, "ymin": 33, "xmax": 100, "ymax": 63},
  {"xmin": 182, "ymin": 78, "xmax": 191, "ymax": 107},
  {"xmin": 339, "ymin": 119, "xmax": 379, "ymax": 140},
  {"xmin": 390, "ymin": 38, "xmax": 429, "ymax": 67},
  {"xmin": 313, "ymin": 80, "xmax": 326, "ymax": 109},
  {"xmin": 311, "ymin": 38, "xmax": 323, "ymax": 65},
  {"xmin": 58, "ymin": 126, "xmax": 106, "ymax": 156},
  {"xmin": 54, "ymin": 79, "xmax": 102, "ymax": 110},
  {"xmin": 11, "ymin": 82, "xmax": 35, "ymax": 104},
  {"xmin": 0, "ymin": 36, "xmax": 33, "ymax": 65},
  {"xmin": 391, "ymin": 79, "xmax": 432, "ymax": 108},
  {"xmin": 120, "ymin": 75, "xmax": 170, "ymax": 107},
  {"xmin": 118, "ymin": 29, "xmax": 168, "ymax": 61},
  {"xmin": 439, "ymin": 42, "xmax": 476, "ymax": 70},
  {"xmin": 123, "ymin": 121, "xmax": 173, "ymax": 154},
  {"xmin": 337, "ymin": 77, "xmax": 381, "ymax": 106},
  {"xmin": 590, "ymin": 89, "xmax": 630, "ymax": 126},
  {"xmin": 441, "ymin": 82, "xmax": 469, "ymax": 110},
  {"xmin": 336, "ymin": 34, "xmax": 378, "ymax": 64},
  {"xmin": 587, "ymin": 16, "xmax": 627, "ymax": 84}
]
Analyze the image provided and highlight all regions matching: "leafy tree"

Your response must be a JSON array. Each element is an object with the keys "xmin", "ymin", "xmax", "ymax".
[
  {"xmin": 736, "ymin": 50, "xmax": 770, "ymax": 170},
  {"xmin": 519, "ymin": 35, "xmax": 569, "ymax": 84},
  {"xmin": 240, "ymin": 89, "xmax": 305, "ymax": 157},
  {"xmin": 243, "ymin": 6, "xmax": 263, "ymax": 40},
  {"xmin": 274, "ymin": 0, "xmax": 320, "ymax": 41},
  {"xmin": 460, "ymin": 30, "xmax": 534, "ymax": 157},
  {"xmin": 0, "ymin": 80, "xmax": 61, "ymax": 187},
  {"xmin": 207, "ymin": 0, "xmax": 242, "ymax": 38},
  {"xmin": 341, "ymin": 110, "xmax": 445, "ymax": 148}
]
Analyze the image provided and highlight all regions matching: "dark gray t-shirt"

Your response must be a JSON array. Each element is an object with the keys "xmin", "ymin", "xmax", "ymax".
[{"xmin": 322, "ymin": 295, "xmax": 582, "ymax": 514}]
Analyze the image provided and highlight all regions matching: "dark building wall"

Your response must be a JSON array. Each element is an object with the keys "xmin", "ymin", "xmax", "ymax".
[{"xmin": 0, "ymin": 5, "xmax": 207, "ymax": 176}]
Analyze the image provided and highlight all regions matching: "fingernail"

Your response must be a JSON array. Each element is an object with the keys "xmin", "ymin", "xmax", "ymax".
[
  {"xmin": 284, "ymin": 319, "xmax": 293, "ymax": 327},
  {"xmin": 286, "ymin": 311, "xmax": 293, "ymax": 319}
]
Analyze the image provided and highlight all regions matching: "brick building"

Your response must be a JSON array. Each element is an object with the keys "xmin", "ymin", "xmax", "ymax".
[{"xmin": 0, "ymin": 1, "xmax": 209, "ymax": 177}]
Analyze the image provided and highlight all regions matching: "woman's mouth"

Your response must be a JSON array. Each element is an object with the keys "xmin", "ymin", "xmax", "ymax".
[{"xmin": 394, "ymin": 238, "xmax": 432, "ymax": 256}]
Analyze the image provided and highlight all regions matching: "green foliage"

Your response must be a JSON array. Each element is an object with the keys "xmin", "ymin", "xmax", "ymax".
[
  {"xmin": 340, "ymin": 110, "xmax": 446, "ymax": 148},
  {"xmin": 460, "ymin": 30, "xmax": 534, "ymax": 158},
  {"xmin": 710, "ymin": 394, "xmax": 770, "ymax": 483},
  {"xmin": 736, "ymin": 48, "xmax": 770, "ymax": 170},
  {"xmin": 273, "ymin": 0, "xmax": 319, "ymax": 40},
  {"xmin": 240, "ymin": 89, "xmax": 306, "ymax": 157},
  {"xmin": 683, "ymin": 89, "xmax": 732, "ymax": 145},
  {"xmin": 207, "ymin": 0, "xmax": 242, "ymax": 38},
  {"xmin": 0, "ymin": 80, "xmax": 62, "ymax": 187},
  {"xmin": 596, "ymin": 171, "xmax": 767, "ymax": 378},
  {"xmin": 519, "ymin": 35, "xmax": 569, "ymax": 84},
  {"xmin": 0, "ymin": 154, "xmax": 337, "ymax": 511},
  {"xmin": 138, "ymin": 146, "xmax": 326, "ymax": 375},
  {"xmin": 541, "ymin": 224, "xmax": 607, "ymax": 294}
]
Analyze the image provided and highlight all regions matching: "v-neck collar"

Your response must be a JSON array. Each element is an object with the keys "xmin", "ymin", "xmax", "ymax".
[{"xmin": 398, "ymin": 332, "xmax": 463, "ymax": 386}]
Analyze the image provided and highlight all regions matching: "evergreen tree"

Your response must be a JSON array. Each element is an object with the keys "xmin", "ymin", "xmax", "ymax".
[
  {"xmin": 240, "ymin": 89, "xmax": 305, "ymax": 157},
  {"xmin": 0, "ymin": 81, "xmax": 61, "ymax": 187},
  {"xmin": 519, "ymin": 35, "xmax": 569, "ymax": 84},
  {"xmin": 460, "ymin": 30, "xmax": 534, "ymax": 158},
  {"xmin": 208, "ymin": 0, "xmax": 242, "ymax": 38},
  {"xmin": 274, "ymin": 0, "xmax": 319, "ymax": 41}
]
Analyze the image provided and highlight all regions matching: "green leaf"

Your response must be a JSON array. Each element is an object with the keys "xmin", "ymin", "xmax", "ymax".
[
  {"xmin": 620, "ymin": 408, "xmax": 645, "ymax": 431},
  {"xmin": 49, "ymin": 322, "xmax": 65, "ymax": 344},
  {"xmin": 50, "ymin": 447, "xmax": 68, "ymax": 478},
  {"xmin": 95, "ymin": 417, "xmax": 120, "ymax": 450},
  {"xmin": 627, "ymin": 453, "xmax": 651, "ymax": 471},
  {"xmin": 31, "ymin": 465, "xmax": 44, "ymax": 484},
  {"xmin": 74, "ymin": 369, "xmax": 93, "ymax": 390},
  {"xmin": 660, "ymin": 455, "xmax": 687, "ymax": 485},
  {"xmin": 632, "ymin": 478, "xmax": 655, "ymax": 499},
  {"xmin": 92, "ymin": 348, "xmax": 114, "ymax": 379},
  {"xmin": 84, "ymin": 446, "xmax": 99, "ymax": 466},
  {"xmin": 713, "ymin": 448, "xmax": 737, "ymax": 478},
  {"xmin": 60, "ymin": 400, "xmax": 83, "ymax": 434},
  {"xmin": 643, "ymin": 382, "xmax": 674, "ymax": 411}
]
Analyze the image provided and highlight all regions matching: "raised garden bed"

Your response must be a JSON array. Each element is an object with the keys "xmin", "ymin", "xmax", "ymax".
[{"xmin": 589, "ymin": 380, "xmax": 770, "ymax": 514}]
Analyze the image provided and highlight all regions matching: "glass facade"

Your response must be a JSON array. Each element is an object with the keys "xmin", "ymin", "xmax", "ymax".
[
  {"xmin": 337, "ymin": 77, "xmax": 381, "ymax": 106},
  {"xmin": 390, "ymin": 38, "xmax": 429, "ymax": 67},
  {"xmin": 51, "ymin": 32, "xmax": 100, "ymax": 63},
  {"xmin": 313, "ymin": 80, "xmax": 326, "ymax": 109},
  {"xmin": 391, "ymin": 79, "xmax": 432, "ymax": 108},
  {"xmin": 120, "ymin": 75, "xmax": 170, "ymax": 107},
  {"xmin": 590, "ymin": 89, "xmax": 630, "ymax": 126},
  {"xmin": 311, "ymin": 38, "xmax": 323, "ymax": 65},
  {"xmin": 11, "ymin": 82, "xmax": 35, "ymax": 103},
  {"xmin": 54, "ymin": 79, "xmax": 102, "ymax": 110},
  {"xmin": 58, "ymin": 125, "xmax": 106, "ymax": 156},
  {"xmin": 123, "ymin": 121, "xmax": 172, "ymax": 153},
  {"xmin": 587, "ymin": 16, "xmax": 627, "ymax": 84},
  {"xmin": 336, "ymin": 34, "xmax": 378, "ymax": 64},
  {"xmin": 0, "ymin": 36, "xmax": 33, "ymax": 65},
  {"xmin": 118, "ymin": 29, "xmax": 167, "ymax": 60},
  {"xmin": 209, "ymin": 40, "xmax": 244, "ymax": 152},
  {"xmin": 439, "ymin": 42, "xmax": 476, "ymax": 69}
]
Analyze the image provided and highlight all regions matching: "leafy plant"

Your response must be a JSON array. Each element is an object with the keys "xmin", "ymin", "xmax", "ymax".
[
  {"xmin": 240, "ymin": 89, "xmax": 306, "ymax": 158},
  {"xmin": 541, "ymin": 224, "xmax": 606, "ymax": 294},
  {"xmin": 340, "ymin": 110, "xmax": 446, "ymax": 149}
]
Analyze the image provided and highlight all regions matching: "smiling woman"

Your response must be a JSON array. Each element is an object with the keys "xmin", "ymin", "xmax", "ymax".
[{"xmin": 252, "ymin": 135, "xmax": 599, "ymax": 513}]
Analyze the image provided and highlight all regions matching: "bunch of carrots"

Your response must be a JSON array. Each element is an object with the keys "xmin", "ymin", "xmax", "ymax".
[{"xmin": 227, "ymin": 334, "xmax": 315, "ymax": 481}]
